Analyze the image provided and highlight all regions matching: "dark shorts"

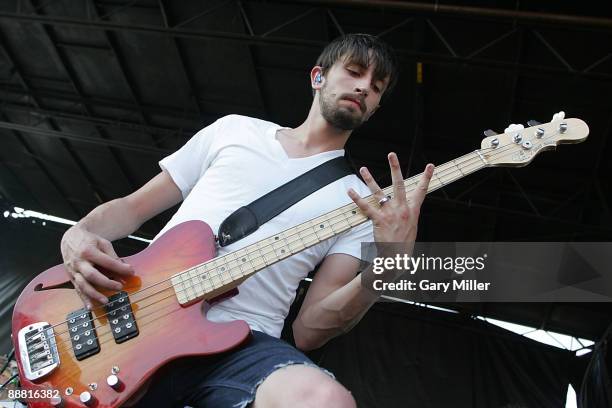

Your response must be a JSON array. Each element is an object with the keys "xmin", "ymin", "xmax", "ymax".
[{"xmin": 132, "ymin": 330, "xmax": 334, "ymax": 408}]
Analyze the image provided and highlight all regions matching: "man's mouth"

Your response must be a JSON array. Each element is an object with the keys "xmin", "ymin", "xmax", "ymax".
[{"xmin": 342, "ymin": 98, "xmax": 363, "ymax": 111}]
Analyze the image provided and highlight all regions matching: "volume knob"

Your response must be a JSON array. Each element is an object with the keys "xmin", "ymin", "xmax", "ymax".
[
  {"xmin": 80, "ymin": 391, "xmax": 96, "ymax": 406},
  {"xmin": 107, "ymin": 374, "xmax": 123, "ymax": 391}
]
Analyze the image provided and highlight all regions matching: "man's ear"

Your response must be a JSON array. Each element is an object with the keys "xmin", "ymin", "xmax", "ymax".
[{"xmin": 310, "ymin": 66, "xmax": 324, "ymax": 91}]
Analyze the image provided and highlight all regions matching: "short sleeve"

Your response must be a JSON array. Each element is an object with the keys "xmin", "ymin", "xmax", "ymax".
[
  {"xmin": 159, "ymin": 117, "xmax": 224, "ymax": 198},
  {"xmin": 326, "ymin": 220, "xmax": 374, "ymax": 260}
]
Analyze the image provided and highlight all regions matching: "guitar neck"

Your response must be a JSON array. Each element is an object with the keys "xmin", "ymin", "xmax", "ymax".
[{"xmin": 171, "ymin": 150, "xmax": 487, "ymax": 305}]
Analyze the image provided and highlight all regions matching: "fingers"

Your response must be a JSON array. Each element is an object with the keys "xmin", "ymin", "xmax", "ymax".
[
  {"xmin": 359, "ymin": 167, "xmax": 385, "ymax": 200},
  {"xmin": 78, "ymin": 261, "xmax": 123, "ymax": 292},
  {"xmin": 410, "ymin": 164, "xmax": 434, "ymax": 209},
  {"xmin": 347, "ymin": 188, "xmax": 378, "ymax": 220},
  {"xmin": 97, "ymin": 238, "xmax": 120, "ymax": 259},
  {"xmin": 88, "ymin": 242, "xmax": 134, "ymax": 276},
  {"xmin": 73, "ymin": 271, "xmax": 109, "ymax": 307},
  {"xmin": 388, "ymin": 152, "xmax": 406, "ymax": 204}
]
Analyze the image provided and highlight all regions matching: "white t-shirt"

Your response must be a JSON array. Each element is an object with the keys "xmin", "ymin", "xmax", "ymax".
[{"xmin": 155, "ymin": 114, "xmax": 374, "ymax": 337}]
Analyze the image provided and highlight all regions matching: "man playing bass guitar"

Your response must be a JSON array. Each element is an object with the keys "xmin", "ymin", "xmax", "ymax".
[{"xmin": 60, "ymin": 34, "xmax": 434, "ymax": 408}]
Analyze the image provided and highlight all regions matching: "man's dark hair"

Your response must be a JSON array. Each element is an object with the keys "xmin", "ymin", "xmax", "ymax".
[{"xmin": 314, "ymin": 33, "xmax": 399, "ymax": 101}]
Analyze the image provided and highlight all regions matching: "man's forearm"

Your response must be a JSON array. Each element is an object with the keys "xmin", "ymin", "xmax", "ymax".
[
  {"xmin": 293, "ymin": 264, "xmax": 382, "ymax": 351},
  {"xmin": 74, "ymin": 197, "xmax": 143, "ymax": 241}
]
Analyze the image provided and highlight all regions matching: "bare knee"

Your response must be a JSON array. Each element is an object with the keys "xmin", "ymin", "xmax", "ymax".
[
  {"xmin": 254, "ymin": 364, "xmax": 355, "ymax": 408},
  {"xmin": 305, "ymin": 380, "xmax": 356, "ymax": 408}
]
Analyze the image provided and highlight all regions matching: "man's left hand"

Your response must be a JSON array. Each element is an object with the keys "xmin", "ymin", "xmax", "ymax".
[{"xmin": 347, "ymin": 152, "xmax": 434, "ymax": 247}]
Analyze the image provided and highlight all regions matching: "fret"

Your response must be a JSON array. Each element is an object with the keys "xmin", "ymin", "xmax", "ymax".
[
  {"xmin": 475, "ymin": 149, "xmax": 488, "ymax": 165},
  {"xmin": 345, "ymin": 207, "xmax": 361, "ymax": 227},
  {"xmin": 191, "ymin": 267, "xmax": 205, "ymax": 297},
  {"xmin": 272, "ymin": 232, "xmax": 289, "ymax": 259},
  {"xmin": 182, "ymin": 272, "xmax": 195, "ymax": 301},
  {"xmin": 221, "ymin": 257, "xmax": 238, "ymax": 286},
  {"xmin": 334, "ymin": 208, "xmax": 352, "ymax": 230},
  {"xmin": 244, "ymin": 250, "xmax": 257, "ymax": 276},
  {"xmin": 173, "ymin": 273, "xmax": 187, "ymax": 304},
  {"xmin": 255, "ymin": 240, "xmax": 271, "ymax": 267},
  {"xmin": 249, "ymin": 252, "xmax": 267, "ymax": 270},
  {"xmin": 302, "ymin": 220, "xmax": 319, "ymax": 244},
  {"xmin": 210, "ymin": 259, "xmax": 225, "ymax": 288},
  {"xmin": 309, "ymin": 220, "xmax": 323, "ymax": 241},
  {"xmin": 220, "ymin": 251, "xmax": 243, "ymax": 280},
  {"xmin": 281, "ymin": 234, "xmax": 294, "ymax": 256},
  {"xmin": 286, "ymin": 231, "xmax": 305, "ymax": 253},
  {"xmin": 223, "ymin": 258, "xmax": 237, "ymax": 283},
  {"xmin": 263, "ymin": 245, "xmax": 280, "ymax": 264},
  {"xmin": 317, "ymin": 219, "xmax": 334, "ymax": 241},
  {"xmin": 262, "ymin": 236, "xmax": 280, "ymax": 263},
  {"xmin": 295, "ymin": 225, "xmax": 312, "ymax": 248},
  {"xmin": 329, "ymin": 211, "xmax": 343, "ymax": 230},
  {"xmin": 452, "ymin": 158, "xmax": 465, "ymax": 176},
  {"xmin": 229, "ymin": 251, "xmax": 249, "ymax": 278},
  {"xmin": 432, "ymin": 170, "xmax": 448, "ymax": 190},
  {"xmin": 197, "ymin": 265, "xmax": 213, "ymax": 294},
  {"xmin": 436, "ymin": 163, "xmax": 458, "ymax": 185}
]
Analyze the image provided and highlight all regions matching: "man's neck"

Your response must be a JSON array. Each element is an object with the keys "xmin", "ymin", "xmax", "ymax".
[{"xmin": 277, "ymin": 106, "xmax": 351, "ymax": 159}]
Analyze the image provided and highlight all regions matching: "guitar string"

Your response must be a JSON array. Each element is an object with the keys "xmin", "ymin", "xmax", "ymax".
[{"xmin": 26, "ymin": 128, "xmax": 561, "ymax": 348}]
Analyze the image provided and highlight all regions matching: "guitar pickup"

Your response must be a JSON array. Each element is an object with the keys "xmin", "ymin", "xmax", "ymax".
[
  {"xmin": 105, "ymin": 291, "xmax": 139, "ymax": 343},
  {"xmin": 67, "ymin": 309, "xmax": 100, "ymax": 361}
]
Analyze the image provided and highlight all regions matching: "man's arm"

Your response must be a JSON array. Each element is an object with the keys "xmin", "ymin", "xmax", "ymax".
[
  {"xmin": 61, "ymin": 170, "xmax": 182, "ymax": 308},
  {"xmin": 293, "ymin": 153, "xmax": 434, "ymax": 351},
  {"xmin": 292, "ymin": 253, "xmax": 375, "ymax": 351}
]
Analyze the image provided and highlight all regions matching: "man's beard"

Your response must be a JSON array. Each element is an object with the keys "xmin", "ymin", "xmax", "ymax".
[{"xmin": 319, "ymin": 85, "xmax": 365, "ymax": 131}]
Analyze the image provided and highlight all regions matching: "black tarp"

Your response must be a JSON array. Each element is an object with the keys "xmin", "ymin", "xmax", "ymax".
[{"xmin": 306, "ymin": 302, "xmax": 589, "ymax": 408}]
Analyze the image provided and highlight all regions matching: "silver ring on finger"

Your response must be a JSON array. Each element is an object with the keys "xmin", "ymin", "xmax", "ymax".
[{"xmin": 378, "ymin": 195, "xmax": 391, "ymax": 206}]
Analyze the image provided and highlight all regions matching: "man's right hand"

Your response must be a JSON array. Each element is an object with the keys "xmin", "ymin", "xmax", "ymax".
[{"xmin": 61, "ymin": 226, "xmax": 134, "ymax": 309}]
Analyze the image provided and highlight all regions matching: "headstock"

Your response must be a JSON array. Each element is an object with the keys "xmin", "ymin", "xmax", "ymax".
[{"xmin": 480, "ymin": 117, "xmax": 589, "ymax": 167}]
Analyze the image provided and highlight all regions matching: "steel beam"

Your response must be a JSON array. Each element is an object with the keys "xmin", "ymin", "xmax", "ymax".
[
  {"xmin": 289, "ymin": 0, "xmax": 612, "ymax": 29},
  {"xmin": 0, "ymin": 102, "xmax": 195, "ymax": 137},
  {"xmin": 0, "ymin": 120, "xmax": 171, "ymax": 155},
  {"xmin": 30, "ymin": 0, "xmax": 139, "ymax": 191},
  {"xmin": 1, "ymin": 9, "xmax": 610, "ymax": 81},
  {"xmin": 158, "ymin": 0, "xmax": 203, "ymax": 116}
]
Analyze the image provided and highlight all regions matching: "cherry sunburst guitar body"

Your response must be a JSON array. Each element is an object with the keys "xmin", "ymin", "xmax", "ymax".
[
  {"xmin": 11, "ymin": 221, "xmax": 250, "ymax": 408},
  {"xmin": 11, "ymin": 116, "xmax": 589, "ymax": 407}
]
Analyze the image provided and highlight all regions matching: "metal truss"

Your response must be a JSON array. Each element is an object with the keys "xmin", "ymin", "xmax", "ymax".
[
  {"xmin": 0, "ymin": 0, "xmax": 609, "ymax": 234},
  {"xmin": 0, "ymin": 1, "xmax": 611, "ymax": 80}
]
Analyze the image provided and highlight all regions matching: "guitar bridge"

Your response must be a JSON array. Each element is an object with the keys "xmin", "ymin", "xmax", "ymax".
[{"xmin": 17, "ymin": 322, "xmax": 60, "ymax": 380}]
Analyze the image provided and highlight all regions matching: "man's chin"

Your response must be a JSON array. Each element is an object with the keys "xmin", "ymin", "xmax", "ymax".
[{"xmin": 327, "ymin": 113, "xmax": 362, "ymax": 130}]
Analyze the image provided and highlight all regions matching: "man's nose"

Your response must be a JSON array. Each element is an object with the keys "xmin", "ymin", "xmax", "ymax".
[
  {"xmin": 354, "ymin": 77, "xmax": 371, "ymax": 96},
  {"xmin": 354, "ymin": 85, "xmax": 369, "ymax": 97}
]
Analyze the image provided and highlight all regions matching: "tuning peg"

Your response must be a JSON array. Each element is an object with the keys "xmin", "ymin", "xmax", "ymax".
[
  {"xmin": 552, "ymin": 111, "xmax": 565, "ymax": 122},
  {"xmin": 527, "ymin": 120, "xmax": 541, "ymax": 127},
  {"xmin": 483, "ymin": 129, "xmax": 498, "ymax": 137}
]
